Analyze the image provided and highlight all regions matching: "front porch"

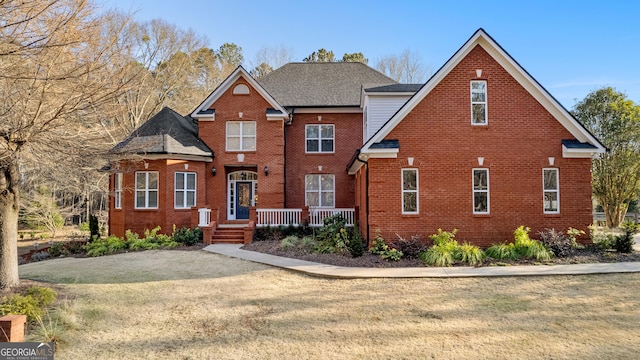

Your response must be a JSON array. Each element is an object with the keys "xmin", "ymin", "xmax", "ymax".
[{"xmin": 193, "ymin": 206, "xmax": 357, "ymax": 244}]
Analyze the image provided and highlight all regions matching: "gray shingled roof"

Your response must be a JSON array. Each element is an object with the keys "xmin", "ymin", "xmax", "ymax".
[
  {"xmin": 110, "ymin": 107, "xmax": 213, "ymax": 157},
  {"xmin": 258, "ymin": 62, "xmax": 397, "ymax": 107},
  {"xmin": 364, "ymin": 84, "xmax": 423, "ymax": 93}
]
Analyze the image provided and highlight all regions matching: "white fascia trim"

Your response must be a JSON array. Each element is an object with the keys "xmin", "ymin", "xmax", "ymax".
[
  {"xmin": 190, "ymin": 66, "xmax": 288, "ymax": 119},
  {"xmin": 267, "ymin": 114, "xmax": 288, "ymax": 121},
  {"xmin": 363, "ymin": 148, "xmax": 399, "ymax": 158},
  {"xmin": 119, "ymin": 154, "xmax": 213, "ymax": 162},
  {"xmin": 193, "ymin": 114, "xmax": 215, "ymax": 121},
  {"xmin": 562, "ymin": 145, "xmax": 602, "ymax": 159}
]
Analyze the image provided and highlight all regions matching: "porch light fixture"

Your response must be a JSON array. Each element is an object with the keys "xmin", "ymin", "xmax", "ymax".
[
  {"xmin": 264, "ymin": 166, "xmax": 269, "ymax": 176},
  {"xmin": 211, "ymin": 166, "xmax": 217, "ymax": 176}
]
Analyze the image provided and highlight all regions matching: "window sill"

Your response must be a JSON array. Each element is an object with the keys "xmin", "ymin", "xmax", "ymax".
[
  {"xmin": 473, "ymin": 213, "xmax": 491, "ymax": 218},
  {"xmin": 134, "ymin": 208, "xmax": 159, "ymax": 211},
  {"xmin": 174, "ymin": 208, "xmax": 195, "ymax": 211},
  {"xmin": 305, "ymin": 152, "xmax": 336, "ymax": 155},
  {"xmin": 544, "ymin": 213, "xmax": 561, "ymax": 218}
]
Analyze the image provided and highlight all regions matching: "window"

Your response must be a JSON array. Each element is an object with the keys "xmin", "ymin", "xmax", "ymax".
[
  {"xmin": 471, "ymin": 80, "xmax": 487, "ymax": 125},
  {"xmin": 175, "ymin": 172, "xmax": 196, "ymax": 208},
  {"xmin": 226, "ymin": 121, "xmax": 256, "ymax": 151},
  {"xmin": 402, "ymin": 169, "xmax": 418, "ymax": 214},
  {"xmin": 135, "ymin": 172, "xmax": 158, "ymax": 209},
  {"xmin": 305, "ymin": 174, "xmax": 335, "ymax": 207},
  {"xmin": 473, "ymin": 169, "xmax": 489, "ymax": 214},
  {"xmin": 306, "ymin": 124, "xmax": 334, "ymax": 153},
  {"xmin": 543, "ymin": 168, "xmax": 559, "ymax": 213},
  {"xmin": 114, "ymin": 173, "xmax": 122, "ymax": 209}
]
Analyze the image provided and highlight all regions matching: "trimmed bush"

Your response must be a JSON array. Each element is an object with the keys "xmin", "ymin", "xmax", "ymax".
[
  {"xmin": 172, "ymin": 226, "xmax": 202, "ymax": 246},
  {"xmin": 614, "ymin": 221, "xmax": 640, "ymax": 253},
  {"xmin": 539, "ymin": 228, "xmax": 574, "ymax": 257},
  {"xmin": 390, "ymin": 235, "xmax": 428, "ymax": 259}
]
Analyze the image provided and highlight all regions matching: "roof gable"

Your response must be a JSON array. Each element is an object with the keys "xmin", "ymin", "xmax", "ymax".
[
  {"xmin": 110, "ymin": 107, "xmax": 212, "ymax": 158},
  {"xmin": 360, "ymin": 28, "xmax": 606, "ymax": 157},
  {"xmin": 191, "ymin": 66, "xmax": 288, "ymax": 119},
  {"xmin": 258, "ymin": 62, "xmax": 397, "ymax": 107}
]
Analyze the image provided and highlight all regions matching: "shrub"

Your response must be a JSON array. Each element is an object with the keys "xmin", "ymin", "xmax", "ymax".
[
  {"xmin": 420, "ymin": 244, "xmax": 455, "ymax": 267},
  {"xmin": 48, "ymin": 242, "xmax": 66, "ymax": 257},
  {"xmin": 0, "ymin": 294, "xmax": 43, "ymax": 322},
  {"xmin": 0, "ymin": 287, "xmax": 57, "ymax": 322},
  {"xmin": 369, "ymin": 231, "xmax": 388, "ymax": 255},
  {"xmin": 346, "ymin": 227, "xmax": 365, "ymax": 258},
  {"xmin": 280, "ymin": 235, "xmax": 300, "ymax": 248},
  {"xmin": 614, "ymin": 221, "xmax": 640, "ymax": 253},
  {"xmin": 172, "ymin": 226, "xmax": 202, "ymax": 246},
  {"xmin": 589, "ymin": 226, "xmax": 617, "ymax": 250},
  {"xmin": 369, "ymin": 231, "xmax": 403, "ymax": 261},
  {"xmin": 89, "ymin": 214, "xmax": 100, "ymax": 240},
  {"xmin": 513, "ymin": 226, "xmax": 552, "ymax": 261},
  {"xmin": 539, "ymin": 228, "xmax": 574, "ymax": 258},
  {"xmin": 380, "ymin": 248, "xmax": 403, "ymax": 261},
  {"xmin": 456, "ymin": 242, "xmax": 485, "ymax": 266},
  {"xmin": 314, "ymin": 214, "xmax": 350, "ymax": 254},
  {"xmin": 485, "ymin": 243, "xmax": 518, "ymax": 261},
  {"xmin": 84, "ymin": 235, "xmax": 127, "ymax": 257},
  {"xmin": 390, "ymin": 234, "xmax": 428, "ymax": 259},
  {"xmin": 25, "ymin": 287, "xmax": 57, "ymax": 308},
  {"xmin": 420, "ymin": 229, "xmax": 460, "ymax": 267}
]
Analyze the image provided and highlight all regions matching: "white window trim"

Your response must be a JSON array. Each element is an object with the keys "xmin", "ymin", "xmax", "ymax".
[
  {"xmin": 135, "ymin": 171, "xmax": 159, "ymax": 209},
  {"xmin": 174, "ymin": 172, "xmax": 197, "ymax": 209},
  {"xmin": 305, "ymin": 124, "xmax": 335, "ymax": 153},
  {"xmin": 305, "ymin": 174, "xmax": 335, "ymax": 208},
  {"xmin": 543, "ymin": 168, "xmax": 560, "ymax": 214},
  {"xmin": 114, "ymin": 173, "xmax": 122, "ymax": 209},
  {"xmin": 226, "ymin": 121, "xmax": 256, "ymax": 152},
  {"xmin": 472, "ymin": 168, "xmax": 489, "ymax": 214},
  {"xmin": 401, "ymin": 168, "xmax": 419, "ymax": 214},
  {"xmin": 471, "ymin": 80, "xmax": 487, "ymax": 125}
]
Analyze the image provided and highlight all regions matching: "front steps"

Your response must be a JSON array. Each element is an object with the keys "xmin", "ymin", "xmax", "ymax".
[{"xmin": 209, "ymin": 225, "xmax": 246, "ymax": 244}]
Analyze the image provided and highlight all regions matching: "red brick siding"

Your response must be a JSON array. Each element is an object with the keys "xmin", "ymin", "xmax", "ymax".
[
  {"xmin": 108, "ymin": 159, "xmax": 207, "ymax": 237},
  {"xmin": 366, "ymin": 45, "xmax": 593, "ymax": 247},
  {"xmin": 285, "ymin": 112, "xmax": 361, "ymax": 208},
  {"xmin": 197, "ymin": 78, "xmax": 285, "ymax": 219}
]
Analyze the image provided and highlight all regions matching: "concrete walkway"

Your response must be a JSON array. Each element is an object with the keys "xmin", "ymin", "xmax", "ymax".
[{"xmin": 204, "ymin": 244, "xmax": 640, "ymax": 278}]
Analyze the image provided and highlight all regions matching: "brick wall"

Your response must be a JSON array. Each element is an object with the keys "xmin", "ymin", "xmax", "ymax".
[
  {"xmin": 108, "ymin": 159, "xmax": 207, "ymax": 237},
  {"xmin": 285, "ymin": 112, "xmax": 361, "ymax": 208},
  {"xmin": 198, "ymin": 77, "xmax": 285, "ymax": 219},
  {"xmin": 365, "ymin": 45, "xmax": 593, "ymax": 247}
]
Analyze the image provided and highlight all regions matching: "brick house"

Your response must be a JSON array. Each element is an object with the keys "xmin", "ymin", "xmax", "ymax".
[{"xmin": 107, "ymin": 29, "xmax": 605, "ymax": 246}]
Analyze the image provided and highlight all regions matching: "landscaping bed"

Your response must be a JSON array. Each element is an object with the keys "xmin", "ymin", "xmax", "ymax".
[{"xmin": 242, "ymin": 239, "xmax": 640, "ymax": 267}]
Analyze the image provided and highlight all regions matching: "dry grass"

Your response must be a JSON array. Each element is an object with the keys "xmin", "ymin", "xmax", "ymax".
[{"xmin": 19, "ymin": 250, "xmax": 640, "ymax": 359}]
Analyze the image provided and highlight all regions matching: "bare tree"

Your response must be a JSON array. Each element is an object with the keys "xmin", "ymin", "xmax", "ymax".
[
  {"xmin": 250, "ymin": 45, "xmax": 294, "ymax": 77},
  {"xmin": 375, "ymin": 49, "xmax": 429, "ymax": 83},
  {"xmin": 0, "ymin": 0, "xmax": 132, "ymax": 288}
]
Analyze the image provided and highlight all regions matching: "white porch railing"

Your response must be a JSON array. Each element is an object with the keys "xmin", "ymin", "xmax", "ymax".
[
  {"xmin": 198, "ymin": 208, "xmax": 211, "ymax": 227},
  {"xmin": 255, "ymin": 208, "xmax": 355, "ymax": 227},
  {"xmin": 256, "ymin": 209, "xmax": 302, "ymax": 227},
  {"xmin": 309, "ymin": 208, "xmax": 355, "ymax": 227}
]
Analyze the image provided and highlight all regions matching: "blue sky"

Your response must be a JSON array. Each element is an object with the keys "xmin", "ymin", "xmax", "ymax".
[{"xmin": 100, "ymin": 0, "xmax": 639, "ymax": 109}]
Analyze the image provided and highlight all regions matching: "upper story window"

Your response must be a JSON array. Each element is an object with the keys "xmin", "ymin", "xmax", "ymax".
[
  {"xmin": 135, "ymin": 171, "xmax": 158, "ymax": 209},
  {"xmin": 305, "ymin": 174, "xmax": 335, "ymax": 207},
  {"xmin": 175, "ymin": 172, "xmax": 196, "ymax": 209},
  {"xmin": 543, "ymin": 168, "xmax": 559, "ymax": 214},
  {"xmin": 306, "ymin": 124, "xmax": 334, "ymax": 153},
  {"xmin": 402, "ymin": 169, "xmax": 418, "ymax": 214},
  {"xmin": 226, "ymin": 121, "xmax": 256, "ymax": 151},
  {"xmin": 114, "ymin": 173, "xmax": 122, "ymax": 209},
  {"xmin": 471, "ymin": 80, "xmax": 487, "ymax": 125},
  {"xmin": 473, "ymin": 168, "xmax": 489, "ymax": 214}
]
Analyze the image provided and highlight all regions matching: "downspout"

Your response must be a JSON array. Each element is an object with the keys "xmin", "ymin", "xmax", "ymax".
[
  {"xmin": 356, "ymin": 150, "xmax": 370, "ymax": 245},
  {"xmin": 283, "ymin": 108, "xmax": 295, "ymax": 207}
]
